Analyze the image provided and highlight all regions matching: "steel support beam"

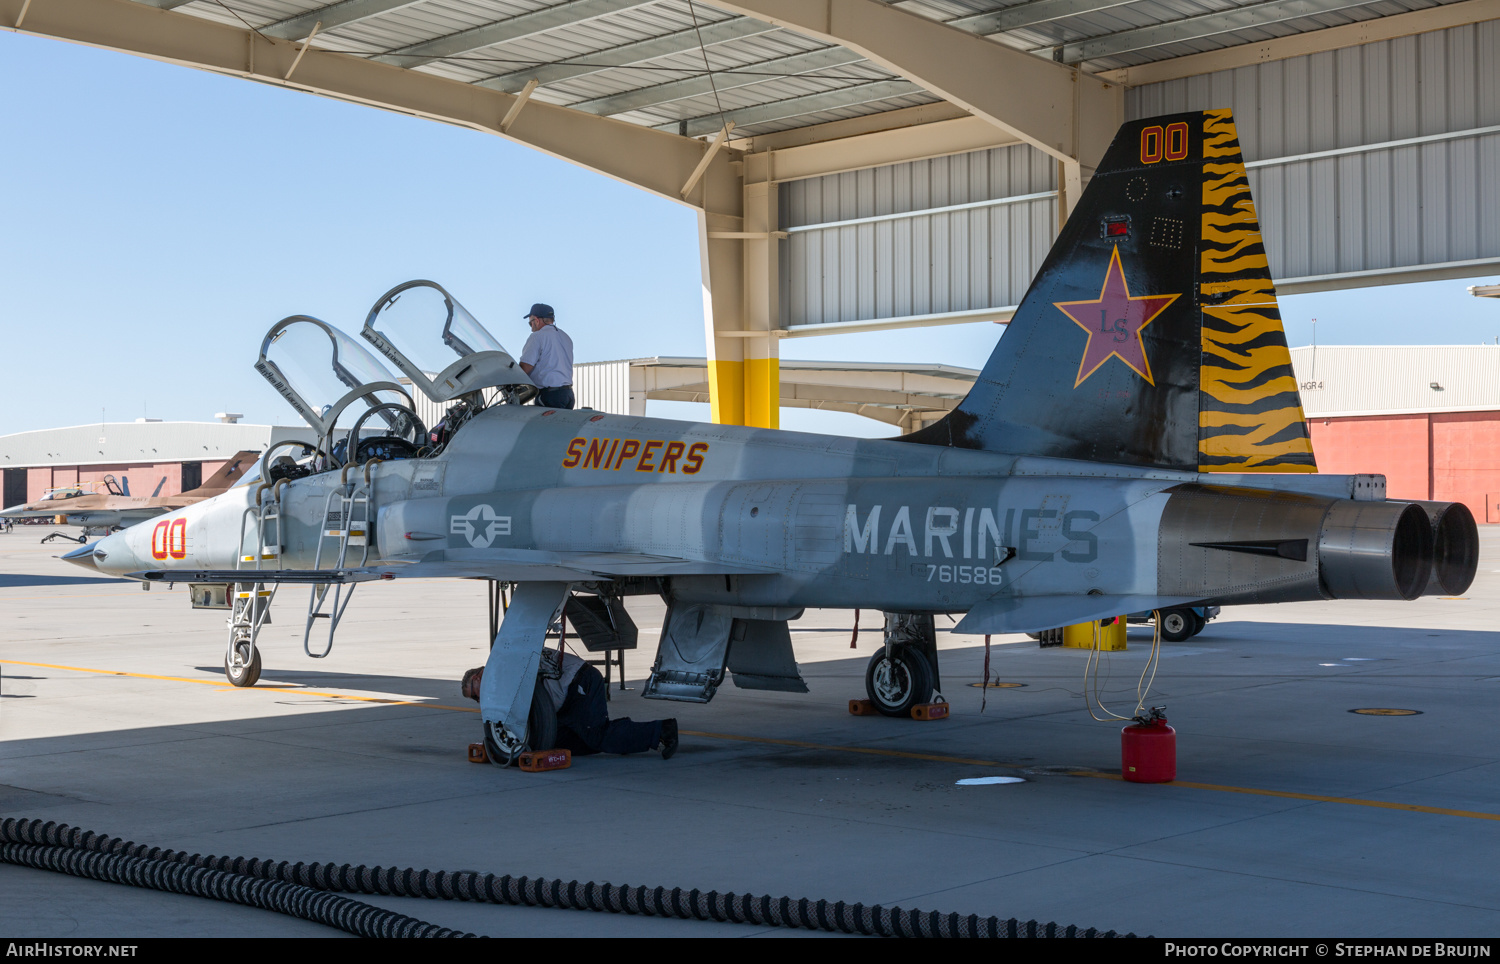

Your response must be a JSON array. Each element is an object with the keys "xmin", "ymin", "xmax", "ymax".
[
  {"xmin": 660, "ymin": 78, "xmax": 927, "ymax": 137},
  {"xmin": 744, "ymin": 113, "xmax": 1020, "ymax": 183},
  {"xmin": 477, "ymin": 17, "xmax": 777, "ymax": 94},
  {"xmin": 263, "ymin": 0, "xmax": 423, "ymax": 42},
  {"xmin": 571, "ymin": 45, "xmax": 871, "ymax": 117},
  {"xmin": 702, "ymin": 0, "xmax": 1122, "ymax": 177}
]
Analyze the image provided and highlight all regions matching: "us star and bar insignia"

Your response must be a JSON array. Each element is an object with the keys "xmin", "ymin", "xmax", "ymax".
[{"xmin": 1054, "ymin": 246, "xmax": 1180, "ymax": 388}]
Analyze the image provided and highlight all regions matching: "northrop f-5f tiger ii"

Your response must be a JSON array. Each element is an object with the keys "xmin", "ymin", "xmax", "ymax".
[{"xmin": 67, "ymin": 110, "xmax": 1478, "ymax": 763}]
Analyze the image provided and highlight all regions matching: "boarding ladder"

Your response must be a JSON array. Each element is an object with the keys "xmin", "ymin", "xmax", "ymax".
[
  {"xmin": 303, "ymin": 460, "xmax": 379, "ymax": 657},
  {"xmin": 229, "ymin": 480, "xmax": 288, "ymax": 664}
]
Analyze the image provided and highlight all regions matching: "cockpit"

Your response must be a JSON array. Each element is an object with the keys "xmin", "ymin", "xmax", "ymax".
[
  {"xmin": 252, "ymin": 281, "xmax": 534, "ymax": 483},
  {"xmin": 39, "ymin": 485, "xmax": 88, "ymax": 502}
]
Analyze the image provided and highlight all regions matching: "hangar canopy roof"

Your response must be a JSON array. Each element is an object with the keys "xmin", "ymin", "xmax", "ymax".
[{"xmin": 156, "ymin": 0, "xmax": 1473, "ymax": 144}]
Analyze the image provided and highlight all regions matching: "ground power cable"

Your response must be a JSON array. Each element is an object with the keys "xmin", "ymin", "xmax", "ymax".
[
  {"xmin": 1084, "ymin": 613, "xmax": 1164, "ymax": 724},
  {"xmin": 0, "ymin": 819, "xmax": 1135, "ymax": 938}
]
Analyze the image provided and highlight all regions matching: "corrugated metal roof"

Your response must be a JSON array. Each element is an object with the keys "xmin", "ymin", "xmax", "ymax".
[
  {"xmin": 0, "ymin": 422, "xmax": 317, "ymax": 469},
  {"xmin": 148, "ymin": 0, "xmax": 1478, "ymax": 141},
  {"xmin": 1291, "ymin": 345, "xmax": 1500, "ymax": 417}
]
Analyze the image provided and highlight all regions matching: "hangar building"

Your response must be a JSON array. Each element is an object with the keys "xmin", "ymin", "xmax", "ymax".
[
  {"xmin": 1291, "ymin": 345, "xmax": 1500, "ymax": 522},
  {"xmin": 0, "ymin": 419, "xmax": 316, "ymax": 508}
]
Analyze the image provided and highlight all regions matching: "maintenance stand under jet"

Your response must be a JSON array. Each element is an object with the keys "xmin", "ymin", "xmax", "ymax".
[{"xmin": 66, "ymin": 109, "xmax": 1478, "ymax": 770}]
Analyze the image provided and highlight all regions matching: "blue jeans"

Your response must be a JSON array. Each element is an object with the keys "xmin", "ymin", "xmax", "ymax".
[
  {"xmin": 554, "ymin": 663, "xmax": 662, "ymax": 755},
  {"xmin": 535, "ymin": 385, "xmax": 575, "ymax": 409}
]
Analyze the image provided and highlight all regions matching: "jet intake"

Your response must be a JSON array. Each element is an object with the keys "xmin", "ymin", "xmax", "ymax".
[{"xmin": 1316, "ymin": 500, "xmax": 1432, "ymax": 602}]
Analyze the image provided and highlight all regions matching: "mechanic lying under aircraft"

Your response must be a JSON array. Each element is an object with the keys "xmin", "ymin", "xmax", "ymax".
[{"xmin": 66, "ymin": 109, "xmax": 1478, "ymax": 766}]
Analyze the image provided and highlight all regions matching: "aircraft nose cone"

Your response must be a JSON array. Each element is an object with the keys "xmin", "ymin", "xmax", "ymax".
[{"xmin": 61, "ymin": 542, "xmax": 100, "ymax": 572}]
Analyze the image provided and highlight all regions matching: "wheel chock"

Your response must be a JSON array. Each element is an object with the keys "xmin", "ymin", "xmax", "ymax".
[
  {"xmin": 849, "ymin": 699, "xmax": 879, "ymax": 716},
  {"xmin": 519, "ymin": 748, "xmax": 572, "ymax": 772},
  {"xmin": 911, "ymin": 702, "xmax": 949, "ymax": 721},
  {"xmin": 467, "ymin": 743, "xmax": 488, "ymax": 764}
]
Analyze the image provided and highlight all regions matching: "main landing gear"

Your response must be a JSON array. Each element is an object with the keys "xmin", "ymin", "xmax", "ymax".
[
  {"xmin": 1157, "ymin": 607, "xmax": 1205, "ymax": 643},
  {"xmin": 861, "ymin": 613, "xmax": 942, "ymax": 717},
  {"xmin": 864, "ymin": 648, "xmax": 934, "ymax": 716}
]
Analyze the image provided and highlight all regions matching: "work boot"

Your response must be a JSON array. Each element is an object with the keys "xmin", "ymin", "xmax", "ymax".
[{"xmin": 659, "ymin": 719, "xmax": 679, "ymax": 760}]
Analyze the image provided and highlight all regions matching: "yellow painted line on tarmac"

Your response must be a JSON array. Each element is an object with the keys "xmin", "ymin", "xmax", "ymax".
[
  {"xmin": 9, "ymin": 657, "xmax": 1500, "ymax": 823},
  {"xmin": 1072, "ymin": 770, "xmax": 1500, "ymax": 822},
  {"xmin": 0, "ymin": 659, "xmax": 477, "ymax": 713}
]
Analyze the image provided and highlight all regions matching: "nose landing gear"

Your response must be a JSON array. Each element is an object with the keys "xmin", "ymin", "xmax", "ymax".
[{"xmin": 225, "ymin": 636, "xmax": 262, "ymax": 687}]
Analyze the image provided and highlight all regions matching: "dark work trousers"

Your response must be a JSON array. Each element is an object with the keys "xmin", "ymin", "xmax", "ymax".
[
  {"xmin": 555, "ymin": 663, "xmax": 662, "ymax": 755},
  {"xmin": 535, "ymin": 385, "xmax": 575, "ymax": 409}
]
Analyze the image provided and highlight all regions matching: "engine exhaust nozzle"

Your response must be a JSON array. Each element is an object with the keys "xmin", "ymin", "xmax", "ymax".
[{"xmin": 1317, "ymin": 500, "xmax": 1432, "ymax": 601}]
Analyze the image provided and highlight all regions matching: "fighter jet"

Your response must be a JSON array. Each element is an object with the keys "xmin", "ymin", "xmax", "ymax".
[
  {"xmin": 66, "ymin": 110, "xmax": 1478, "ymax": 764},
  {"xmin": 4, "ymin": 453, "xmax": 262, "ymax": 542}
]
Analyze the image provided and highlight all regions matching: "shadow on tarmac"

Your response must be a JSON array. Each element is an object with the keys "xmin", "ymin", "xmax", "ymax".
[{"xmin": 0, "ymin": 574, "xmax": 128, "ymax": 588}]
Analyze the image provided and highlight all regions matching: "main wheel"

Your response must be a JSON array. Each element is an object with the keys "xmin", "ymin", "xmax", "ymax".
[
  {"xmin": 225, "ymin": 641, "xmax": 262, "ymax": 687},
  {"xmin": 1189, "ymin": 610, "xmax": 1207, "ymax": 637},
  {"xmin": 483, "ymin": 680, "xmax": 559, "ymax": 765},
  {"xmin": 1157, "ymin": 608, "xmax": 1195, "ymax": 643},
  {"xmin": 864, "ymin": 648, "xmax": 934, "ymax": 717}
]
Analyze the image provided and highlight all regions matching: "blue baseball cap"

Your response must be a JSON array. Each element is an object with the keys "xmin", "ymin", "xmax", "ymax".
[{"xmin": 524, "ymin": 303, "xmax": 555, "ymax": 319}]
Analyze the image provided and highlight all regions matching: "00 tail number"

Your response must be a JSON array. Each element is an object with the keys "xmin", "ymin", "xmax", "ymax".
[{"xmin": 1140, "ymin": 122, "xmax": 1190, "ymax": 163}]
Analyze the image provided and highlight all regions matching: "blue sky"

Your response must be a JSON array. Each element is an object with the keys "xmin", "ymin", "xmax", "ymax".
[{"xmin": 3, "ymin": 30, "xmax": 1498, "ymax": 439}]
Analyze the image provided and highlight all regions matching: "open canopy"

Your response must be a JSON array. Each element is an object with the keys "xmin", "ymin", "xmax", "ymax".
[
  {"xmin": 255, "ymin": 315, "xmax": 418, "ymax": 440},
  {"xmin": 361, "ymin": 280, "xmax": 532, "ymax": 404}
]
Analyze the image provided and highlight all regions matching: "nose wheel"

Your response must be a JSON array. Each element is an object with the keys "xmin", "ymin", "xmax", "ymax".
[
  {"xmin": 225, "ymin": 638, "xmax": 262, "ymax": 687},
  {"xmin": 864, "ymin": 648, "xmax": 934, "ymax": 717}
]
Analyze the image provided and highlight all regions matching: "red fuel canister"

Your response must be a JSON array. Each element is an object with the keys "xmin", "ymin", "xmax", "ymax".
[{"xmin": 1121, "ymin": 715, "xmax": 1176, "ymax": 783}]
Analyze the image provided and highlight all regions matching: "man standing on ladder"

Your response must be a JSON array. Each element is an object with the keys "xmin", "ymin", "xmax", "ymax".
[{"xmin": 519, "ymin": 303, "xmax": 574, "ymax": 410}]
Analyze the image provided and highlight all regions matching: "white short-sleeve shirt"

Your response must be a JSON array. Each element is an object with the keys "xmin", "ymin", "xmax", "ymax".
[{"xmin": 519, "ymin": 323, "xmax": 574, "ymax": 389}]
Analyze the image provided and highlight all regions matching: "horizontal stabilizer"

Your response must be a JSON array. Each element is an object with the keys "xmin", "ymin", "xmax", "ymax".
[{"xmin": 954, "ymin": 594, "xmax": 1202, "ymax": 636}]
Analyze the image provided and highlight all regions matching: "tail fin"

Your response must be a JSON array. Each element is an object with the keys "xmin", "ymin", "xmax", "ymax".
[
  {"xmin": 187, "ymin": 451, "xmax": 261, "ymax": 495},
  {"xmin": 905, "ymin": 109, "xmax": 1315, "ymax": 473}
]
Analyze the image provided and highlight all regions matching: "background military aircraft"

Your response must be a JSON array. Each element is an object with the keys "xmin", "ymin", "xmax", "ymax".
[
  {"xmin": 66, "ymin": 110, "xmax": 1478, "ymax": 765},
  {"xmin": 4, "ymin": 452, "xmax": 261, "ymax": 542}
]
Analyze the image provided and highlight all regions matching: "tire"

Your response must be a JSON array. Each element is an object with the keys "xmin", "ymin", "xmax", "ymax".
[
  {"xmin": 864, "ymin": 648, "xmax": 934, "ymax": 718},
  {"xmin": 484, "ymin": 680, "xmax": 559, "ymax": 766},
  {"xmin": 1189, "ymin": 610, "xmax": 1207, "ymax": 637},
  {"xmin": 525, "ymin": 681, "xmax": 558, "ymax": 755},
  {"xmin": 225, "ymin": 643, "xmax": 262, "ymax": 687},
  {"xmin": 1157, "ymin": 608, "xmax": 1195, "ymax": 643}
]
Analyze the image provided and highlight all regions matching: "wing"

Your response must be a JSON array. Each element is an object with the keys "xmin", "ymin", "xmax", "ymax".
[{"xmin": 953, "ymin": 594, "xmax": 1204, "ymax": 635}]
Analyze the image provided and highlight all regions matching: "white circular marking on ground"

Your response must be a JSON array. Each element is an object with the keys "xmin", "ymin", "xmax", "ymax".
[{"xmin": 956, "ymin": 776, "xmax": 1027, "ymax": 786}]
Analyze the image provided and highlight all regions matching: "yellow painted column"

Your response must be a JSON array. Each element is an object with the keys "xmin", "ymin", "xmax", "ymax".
[
  {"xmin": 699, "ymin": 155, "xmax": 781, "ymax": 429},
  {"xmin": 699, "ymin": 208, "xmax": 747, "ymax": 426},
  {"xmin": 741, "ymin": 172, "xmax": 781, "ymax": 429}
]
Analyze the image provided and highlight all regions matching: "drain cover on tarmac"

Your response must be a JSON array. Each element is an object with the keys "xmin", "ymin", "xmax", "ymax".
[{"xmin": 956, "ymin": 776, "xmax": 1027, "ymax": 785}]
